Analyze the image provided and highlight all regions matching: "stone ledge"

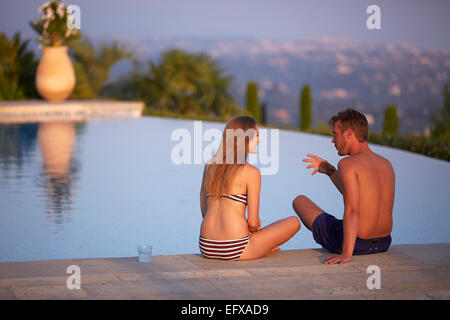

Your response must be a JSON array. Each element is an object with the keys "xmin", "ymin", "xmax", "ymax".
[
  {"xmin": 0, "ymin": 100, "xmax": 145, "ymax": 123},
  {"xmin": 0, "ymin": 243, "xmax": 449, "ymax": 300}
]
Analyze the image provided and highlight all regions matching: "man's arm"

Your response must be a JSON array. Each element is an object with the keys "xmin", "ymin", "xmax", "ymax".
[
  {"xmin": 303, "ymin": 154, "xmax": 344, "ymax": 195},
  {"xmin": 326, "ymin": 165, "xmax": 344, "ymax": 195},
  {"xmin": 325, "ymin": 159, "xmax": 360, "ymax": 264}
]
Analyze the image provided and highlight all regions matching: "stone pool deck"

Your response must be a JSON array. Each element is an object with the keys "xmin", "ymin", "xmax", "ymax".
[{"xmin": 0, "ymin": 243, "xmax": 449, "ymax": 300}]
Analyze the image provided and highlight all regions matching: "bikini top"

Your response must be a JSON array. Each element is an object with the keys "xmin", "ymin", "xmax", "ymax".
[{"xmin": 206, "ymin": 193, "xmax": 248, "ymax": 205}]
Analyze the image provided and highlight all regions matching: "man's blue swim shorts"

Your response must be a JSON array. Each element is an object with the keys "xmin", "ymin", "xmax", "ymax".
[{"xmin": 312, "ymin": 212, "xmax": 392, "ymax": 255}]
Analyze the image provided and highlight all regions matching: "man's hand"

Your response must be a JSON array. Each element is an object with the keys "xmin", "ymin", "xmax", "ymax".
[
  {"xmin": 324, "ymin": 254, "xmax": 351, "ymax": 265},
  {"xmin": 303, "ymin": 154, "xmax": 336, "ymax": 176}
]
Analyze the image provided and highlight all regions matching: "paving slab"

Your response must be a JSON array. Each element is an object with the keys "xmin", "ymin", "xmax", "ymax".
[
  {"xmin": 10, "ymin": 285, "xmax": 88, "ymax": 300},
  {"xmin": 0, "ymin": 243, "xmax": 449, "ymax": 300}
]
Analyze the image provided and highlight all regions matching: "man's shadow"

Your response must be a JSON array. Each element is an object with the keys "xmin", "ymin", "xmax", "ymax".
[{"xmin": 314, "ymin": 247, "xmax": 335, "ymax": 264}]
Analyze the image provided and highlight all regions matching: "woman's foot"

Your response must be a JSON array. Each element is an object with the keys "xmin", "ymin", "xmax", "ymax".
[{"xmin": 268, "ymin": 247, "xmax": 280, "ymax": 255}]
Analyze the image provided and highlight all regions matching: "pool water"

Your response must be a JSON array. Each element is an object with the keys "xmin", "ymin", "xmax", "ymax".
[{"xmin": 1, "ymin": 117, "xmax": 449, "ymax": 262}]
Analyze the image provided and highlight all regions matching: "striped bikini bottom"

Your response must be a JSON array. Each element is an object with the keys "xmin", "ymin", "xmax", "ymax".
[{"xmin": 199, "ymin": 235, "xmax": 250, "ymax": 261}]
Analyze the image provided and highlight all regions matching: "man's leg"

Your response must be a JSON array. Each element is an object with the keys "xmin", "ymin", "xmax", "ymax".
[{"xmin": 292, "ymin": 195, "xmax": 324, "ymax": 231}]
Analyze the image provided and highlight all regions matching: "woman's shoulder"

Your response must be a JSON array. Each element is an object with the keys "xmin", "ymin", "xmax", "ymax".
[{"xmin": 241, "ymin": 163, "xmax": 261, "ymax": 178}]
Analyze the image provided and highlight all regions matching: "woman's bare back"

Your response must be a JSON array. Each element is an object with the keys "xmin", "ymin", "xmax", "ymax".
[{"xmin": 200, "ymin": 164, "xmax": 258, "ymax": 239}]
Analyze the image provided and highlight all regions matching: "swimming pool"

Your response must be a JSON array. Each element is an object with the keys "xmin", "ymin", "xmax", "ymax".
[{"xmin": 1, "ymin": 117, "xmax": 449, "ymax": 262}]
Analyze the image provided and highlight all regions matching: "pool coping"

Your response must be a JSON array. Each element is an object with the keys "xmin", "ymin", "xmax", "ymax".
[
  {"xmin": 0, "ymin": 100, "xmax": 145, "ymax": 123},
  {"xmin": 0, "ymin": 243, "xmax": 449, "ymax": 300}
]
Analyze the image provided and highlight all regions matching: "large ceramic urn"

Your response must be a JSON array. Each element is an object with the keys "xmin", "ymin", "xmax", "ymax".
[{"xmin": 35, "ymin": 46, "xmax": 76, "ymax": 102}]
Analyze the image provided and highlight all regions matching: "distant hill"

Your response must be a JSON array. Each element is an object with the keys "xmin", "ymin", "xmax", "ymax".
[{"xmin": 109, "ymin": 36, "xmax": 450, "ymax": 134}]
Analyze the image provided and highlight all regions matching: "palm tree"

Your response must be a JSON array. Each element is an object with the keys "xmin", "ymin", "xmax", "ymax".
[
  {"xmin": 0, "ymin": 32, "xmax": 39, "ymax": 100},
  {"xmin": 141, "ymin": 49, "xmax": 234, "ymax": 115},
  {"xmin": 69, "ymin": 38, "xmax": 133, "ymax": 99}
]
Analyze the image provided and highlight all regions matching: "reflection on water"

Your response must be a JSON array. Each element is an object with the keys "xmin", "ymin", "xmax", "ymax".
[
  {"xmin": 37, "ymin": 122, "xmax": 79, "ymax": 226},
  {"xmin": 0, "ymin": 121, "xmax": 85, "ymax": 228},
  {"xmin": 0, "ymin": 122, "xmax": 39, "ymax": 168}
]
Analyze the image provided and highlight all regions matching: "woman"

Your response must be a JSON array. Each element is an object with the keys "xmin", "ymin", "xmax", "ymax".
[{"xmin": 199, "ymin": 115, "xmax": 300, "ymax": 261}]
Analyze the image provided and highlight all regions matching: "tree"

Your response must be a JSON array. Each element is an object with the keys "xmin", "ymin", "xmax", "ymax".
[
  {"xmin": 382, "ymin": 105, "xmax": 399, "ymax": 136},
  {"xmin": 260, "ymin": 102, "xmax": 267, "ymax": 125},
  {"xmin": 140, "ymin": 49, "xmax": 235, "ymax": 115},
  {"xmin": 0, "ymin": 32, "xmax": 39, "ymax": 100},
  {"xmin": 246, "ymin": 81, "xmax": 260, "ymax": 122},
  {"xmin": 299, "ymin": 84, "xmax": 312, "ymax": 131},
  {"xmin": 69, "ymin": 38, "xmax": 133, "ymax": 99},
  {"xmin": 100, "ymin": 59, "xmax": 142, "ymax": 101},
  {"xmin": 430, "ymin": 81, "xmax": 450, "ymax": 140}
]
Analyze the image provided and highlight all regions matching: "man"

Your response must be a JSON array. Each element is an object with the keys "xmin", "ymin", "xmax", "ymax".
[{"xmin": 293, "ymin": 108, "xmax": 395, "ymax": 264}]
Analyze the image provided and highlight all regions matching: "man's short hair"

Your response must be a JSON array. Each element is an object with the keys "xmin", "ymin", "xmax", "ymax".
[{"xmin": 329, "ymin": 108, "xmax": 369, "ymax": 142}]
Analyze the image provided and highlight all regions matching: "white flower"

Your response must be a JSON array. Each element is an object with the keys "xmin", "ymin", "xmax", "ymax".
[
  {"xmin": 56, "ymin": 3, "xmax": 65, "ymax": 18},
  {"xmin": 46, "ymin": 7, "xmax": 55, "ymax": 20},
  {"xmin": 43, "ymin": 20, "xmax": 50, "ymax": 31},
  {"xmin": 38, "ymin": 2, "xmax": 51, "ymax": 13}
]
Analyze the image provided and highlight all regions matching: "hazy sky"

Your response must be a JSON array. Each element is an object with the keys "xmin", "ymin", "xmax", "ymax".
[{"xmin": 1, "ymin": 0, "xmax": 449, "ymax": 51}]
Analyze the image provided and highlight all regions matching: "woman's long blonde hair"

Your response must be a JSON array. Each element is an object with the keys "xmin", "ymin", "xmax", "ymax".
[{"xmin": 204, "ymin": 115, "xmax": 257, "ymax": 197}]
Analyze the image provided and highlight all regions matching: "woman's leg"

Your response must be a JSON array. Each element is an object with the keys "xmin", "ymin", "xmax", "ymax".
[{"xmin": 238, "ymin": 216, "xmax": 301, "ymax": 261}]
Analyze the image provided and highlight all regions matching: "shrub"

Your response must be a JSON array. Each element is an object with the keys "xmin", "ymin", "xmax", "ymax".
[
  {"xmin": 299, "ymin": 84, "xmax": 312, "ymax": 131},
  {"xmin": 382, "ymin": 105, "xmax": 399, "ymax": 136},
  {"xmin": 246, "ymin": 81, "xmax": 260, "ymax": 122}
]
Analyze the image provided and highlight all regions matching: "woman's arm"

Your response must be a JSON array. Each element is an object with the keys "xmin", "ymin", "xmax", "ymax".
[
  {"xmin": 200, "ymin": 165, "xmax": 208, "ymax": 218},
  {"xmin": 246, "ymin": 165, "xmax": 261, "ymax": 233}
]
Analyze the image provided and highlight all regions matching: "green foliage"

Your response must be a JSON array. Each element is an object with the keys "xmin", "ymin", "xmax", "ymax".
[
  {"xmin": 430, "ymin": 81, "xmax": 450, "ymax": 140},
  {"xmin": 90, "ymin": 48, "xmax": 243, "ymax": 119},
  {"xmin": 383, "ymin": 105, "xmax": 399, "ymax": 136},
  {"xmin": 299, "ymin": 84, "xmax": 312, "ymax": 130},
  {"xmin": 309, "ymin": 122, "xmax": 331, "ymax": 136},
  {"xmin": 0, "ymin": 32, "xmax": 39, "ymax": 100},
  {"xmin": 135, "ymin": 49, "xmax": 236, "ymax": 116},
  {"xmin": 309, "ymin": 125, "xmax": 449, "ymax": 162},
  {"xmin": 143, "ymin": 104, "xmax": 249, "ymax": 123},
  {"xmin": 260, "ymin": 102, "xmax": 267, "ymax": 125},
  {"xmin": 69, "ymin": 38, "xmax": 133, "ymax": 99},
  {"xmin": 369, "ymin": 132, "xmax": 449, "ymax": 162},
  {"xmin": 71, "ymin": 62, "xmax": 93, "ymax": 99},
  {"xmin": 246, "ymin": 82, "xmax": 260, "ymax": 122},
  {"xmin": 99, "ymin": 60, "xmax": 143, "ymax": 100},
  {"xmin": 29, "ymin": 0, "xmax": 81, "ymax": 47}
]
